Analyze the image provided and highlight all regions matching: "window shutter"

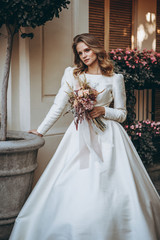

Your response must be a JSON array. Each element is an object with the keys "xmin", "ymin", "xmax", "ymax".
[
  {"xmin": 109, "ymin": 0, "xmax": 132, "ymax": 50},
  {"xmin": 89, "ymin": 0, "xmax": 104, "ymax": 47},
  {"xmin": 89, "ymin": 0, "xmax": 132, "ymax": 50},
  {"xmin": 154, "ymin": 90, "xmax": 160, "ymax": 121}
]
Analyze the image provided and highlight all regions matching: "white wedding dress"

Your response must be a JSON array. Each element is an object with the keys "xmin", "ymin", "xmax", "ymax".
[{"xmin": 10, "ymin": 67, "xmax": 160, "ymax": 240}]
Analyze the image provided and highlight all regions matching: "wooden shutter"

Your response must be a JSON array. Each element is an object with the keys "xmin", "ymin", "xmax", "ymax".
[
  {"xmin": 154, "ymin": 90, "xmax": 160, "ymax": 121},
  {"xmin": 109, "ymin": 0, "xmax": 132, "ymax": 50},
  {"xmin": 89, "ymin": 0, "xmax": 104, "ymax": 47}
]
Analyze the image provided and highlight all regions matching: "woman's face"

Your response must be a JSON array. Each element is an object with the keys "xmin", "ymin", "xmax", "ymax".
[{"xmin": 76, "ymin": 41, "xmax": 98, "ymax": 67}]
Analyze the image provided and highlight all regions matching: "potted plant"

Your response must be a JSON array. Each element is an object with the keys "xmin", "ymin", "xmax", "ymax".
[{"xmin": 0, "ymin": 0, "xmax": 70, "ymax": 239}]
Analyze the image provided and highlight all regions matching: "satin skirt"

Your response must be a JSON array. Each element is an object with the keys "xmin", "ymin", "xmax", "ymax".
[{"xmin": 9, "ymin": 120, "xmax": 160, "ymax": 240}]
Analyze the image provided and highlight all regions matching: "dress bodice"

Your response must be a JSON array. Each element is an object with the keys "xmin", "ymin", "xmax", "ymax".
[
  {"xmin": 37, "ymin": 67, "xmax": 127, "ymax": 135},
  {"xmin": 81, "ymin": 74, "xmax": 114, "ymax": 107}
]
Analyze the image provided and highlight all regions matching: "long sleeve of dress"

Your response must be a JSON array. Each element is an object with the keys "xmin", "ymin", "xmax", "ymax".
[
  {"xmin": 104, "ymin": 74, "xmax": 127, "ymax": 123},
  {"xmin": 37, "ymin": 67, "xmax": 73, "ymax": 135}
]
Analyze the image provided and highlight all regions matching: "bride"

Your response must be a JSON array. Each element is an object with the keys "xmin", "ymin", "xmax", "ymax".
[{"xmin": 9, "ymin": 33, "xmax": 160, "ymax": 240}]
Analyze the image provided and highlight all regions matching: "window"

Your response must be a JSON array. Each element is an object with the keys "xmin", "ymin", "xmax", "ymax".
[
  {"xmin": 89, "ymin": 0, "xmax": 132, "ymax": 50},
  {"xmin": 89, "ymin": 0, "xmax": 157, "ymax": 121},
  {"xmin": 89, "ymin": 0, "xmax": 104, "ymax": 47},
  {"xmin": 109, "ymin": 0, "xmax": 132, "ymax": 50}
]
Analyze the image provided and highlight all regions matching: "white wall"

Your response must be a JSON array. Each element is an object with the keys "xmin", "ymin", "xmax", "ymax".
[
  {"xmin": 28, "ymin": 0, "xmax": 89, "ymax": 185},
  {"xmin": 0, "ymin": 0, "xmax": 89, "ymax": 185}
]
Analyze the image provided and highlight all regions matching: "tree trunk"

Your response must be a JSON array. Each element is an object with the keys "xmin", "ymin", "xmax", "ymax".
[{"xmin": 0, "ymin": 25, "xmax": 15, "ymax": 141}]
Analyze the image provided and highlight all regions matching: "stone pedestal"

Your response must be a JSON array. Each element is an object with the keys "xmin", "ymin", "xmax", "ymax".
[{"xmin": 0, "ymin": 131, "xmax": 45, "ymax": 240}]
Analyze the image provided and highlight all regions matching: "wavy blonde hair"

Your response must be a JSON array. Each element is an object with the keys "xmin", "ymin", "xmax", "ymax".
[{"xmin": 72, "ymin": 33, "xmax": 114, "ymax": 77}]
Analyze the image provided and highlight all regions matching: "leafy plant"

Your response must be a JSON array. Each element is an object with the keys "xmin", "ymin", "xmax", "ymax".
[
  {"xmin": 124, "ymin": 120, "xmax": 160, "ymax": 166},
  {"xmin": 109, "ymin": 48, "xmax": 160, "ymax": 89},
  {"xmin": 109, "ymin": 48, "xmax": 160, "ymax": 166},
  {"xmin": 0, "ymin": 0, "xmax": 70, "ymax": 141},
  {"xmin": 109, "ymin": 48, "xmax": 160, "ymax": 125}
]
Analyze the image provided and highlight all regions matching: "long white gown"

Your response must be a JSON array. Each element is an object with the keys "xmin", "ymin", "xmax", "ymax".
[{"xmin": 9, "ymin": 67, "xmax": 160, "ymax": 240}]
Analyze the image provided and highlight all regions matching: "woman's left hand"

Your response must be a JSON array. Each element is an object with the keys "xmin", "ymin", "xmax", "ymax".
[
  {"xmin": 89, "ymin": 106, "xmax": 105, "ymax": 119},
  {"xmin": 28, "ymin": 129, "xmax": 43, "ymax": 137}
]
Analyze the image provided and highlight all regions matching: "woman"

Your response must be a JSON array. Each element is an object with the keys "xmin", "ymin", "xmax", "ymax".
[{"xmin": 10, "ymin": 33, "xmax": 160, "ymax": 240}]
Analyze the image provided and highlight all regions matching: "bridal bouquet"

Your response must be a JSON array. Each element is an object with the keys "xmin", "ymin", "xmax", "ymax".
[{"xmin": 65, "ymin": 76, "xmax": 106, "ymax": 132}]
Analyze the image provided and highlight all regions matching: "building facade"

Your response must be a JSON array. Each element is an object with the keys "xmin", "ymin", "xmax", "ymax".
[{"xmin": 0, "ymin": 0, "xmax": 159, "ymax": 184}]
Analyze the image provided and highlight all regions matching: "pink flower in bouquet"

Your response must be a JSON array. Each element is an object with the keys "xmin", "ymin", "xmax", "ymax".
[
  {"xmin": 78, "ymin": 90, "xmax": 84, "ymax": 97},
  {"xmin": 73, "ymin": 99, "xmax": 78, "ymax": 107},
  {"xmin": 83, "ymin": 89, "xmax": 90, "ymax": 97},
  {"xmin": 65, "ymin": 76, "xmax": 106, "ymax": 132},
  {"xmin": 78, "ymin": 98, "xmax": 95, "ymax": 111}
]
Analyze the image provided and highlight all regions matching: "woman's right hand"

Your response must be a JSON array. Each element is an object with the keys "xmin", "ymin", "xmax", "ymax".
[{"xmin": 28, "ymin": 129, "xmax": 43, "ymax": 137}]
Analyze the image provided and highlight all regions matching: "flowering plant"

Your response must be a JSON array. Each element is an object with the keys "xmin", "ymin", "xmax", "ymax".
[
  {"xmin": 124, "ymin": 120, "xmax": 160, "ymax": 166},
  {"xmin": 109, "ymin": 48, "xmax": 160, "ymax": 125},
  {"xmin": 109, "ymin": 48, "xmax": 160, "ymax": 89},
  {"xmin": 65, "ymin": 76, "xmax": 106, "ymax": 131}
]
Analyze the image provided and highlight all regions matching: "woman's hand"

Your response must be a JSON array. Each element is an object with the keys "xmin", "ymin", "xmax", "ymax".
[
  {"xmin": 28, "ymin": 129, "xmax": 43, "ymax": 137},
  {"xmin": 89, "ymin": 106, "xmax": 105, "ymax": 119}
]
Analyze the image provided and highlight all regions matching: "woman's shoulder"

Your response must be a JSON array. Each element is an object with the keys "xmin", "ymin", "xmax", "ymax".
[
  {"xmin": 103, "ymin": 72, "xmax": 124, "ymax": 80},
  {"xmin": 112, "ymin": 72, "xmax": 124, "ymax": 83},
  {"xmin": 62, "ymin": 66, "xmax": 76, "ymax": 85},
  {"xmin": 112, "ymin": 72, "xmax": 124, "ymax": 79},
  {"xmin": 110, "ymin": 73, "xmax": 125, "ymax": 90},
  {"xmin": 64, "ymin": 66, "xmax": 75, "ymax": 75}
]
